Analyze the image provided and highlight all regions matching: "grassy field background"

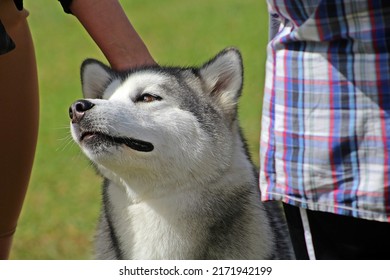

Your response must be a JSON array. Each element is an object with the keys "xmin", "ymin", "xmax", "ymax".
[{"xmin": 10, "ymin": 0, "xmax": 269, "ymax": 259}]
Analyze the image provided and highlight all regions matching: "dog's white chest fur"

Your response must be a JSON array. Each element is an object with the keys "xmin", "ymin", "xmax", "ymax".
[
  {"xmin": 99, "ymin": 177, "xmax": 274, "ymax": 260},
  {"xmin": 107, "ymin": 183, "xmax": 203, "ymax": 259}
]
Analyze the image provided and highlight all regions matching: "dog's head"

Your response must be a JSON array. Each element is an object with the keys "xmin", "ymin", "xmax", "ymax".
[{"xmin": 69, "ymin": 48, "xmax": 244, "ymax": 186}]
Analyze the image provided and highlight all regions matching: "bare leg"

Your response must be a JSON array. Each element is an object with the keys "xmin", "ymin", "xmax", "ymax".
[{"xmin": 0, "ymin": 0, "xmax": 39, "ymax": 259}]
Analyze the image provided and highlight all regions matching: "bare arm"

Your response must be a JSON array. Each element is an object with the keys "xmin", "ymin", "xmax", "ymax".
[{"xmin": 70, "ymin": 0, "xmax": 156, "ymax": 70}]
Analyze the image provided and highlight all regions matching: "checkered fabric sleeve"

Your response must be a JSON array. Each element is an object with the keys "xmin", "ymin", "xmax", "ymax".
[{"xmin": 260, "ymin": 0, "xmax": 390, "ymax": 222}]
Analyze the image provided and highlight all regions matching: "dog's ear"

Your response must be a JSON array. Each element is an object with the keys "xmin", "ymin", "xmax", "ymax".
[
  {"xmin": 199, "ymin": 48, "xmax": 243, "ymax": 119},
  {"xmin": 81, "ymin": 59, "xmax": 113, "ymax": 99}
]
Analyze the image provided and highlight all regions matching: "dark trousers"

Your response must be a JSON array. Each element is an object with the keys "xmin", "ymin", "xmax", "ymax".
[{"xmin": 283, "ymin": 203, "xmax": 390, "ymax": 260}]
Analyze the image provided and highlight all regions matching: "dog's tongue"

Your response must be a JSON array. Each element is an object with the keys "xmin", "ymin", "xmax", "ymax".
[{"xmin": 117, "ymin": 137, "xmax": 154, "ymax": 152}]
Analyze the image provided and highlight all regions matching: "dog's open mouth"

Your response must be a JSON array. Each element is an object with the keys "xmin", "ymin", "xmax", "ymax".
[{"xmin": 80, "ymin": 132, "xmax": 154, "ymax": 152}]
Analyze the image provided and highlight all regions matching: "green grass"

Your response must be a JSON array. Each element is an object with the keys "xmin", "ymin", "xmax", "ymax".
[{"xmin": 10, "ymin": 0, "xmax": 269, "ymax": 259}]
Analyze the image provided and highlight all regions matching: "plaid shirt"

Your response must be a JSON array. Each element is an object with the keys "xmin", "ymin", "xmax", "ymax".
[{"xmin": 260, "ymin": 0, "xmax": 390, "ymax": 222}]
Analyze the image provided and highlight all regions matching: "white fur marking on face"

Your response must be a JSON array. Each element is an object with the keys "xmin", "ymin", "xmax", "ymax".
[
  {"xmin": 103, "ymin": 79, "xmax": 121, "ymax": 100},
  {"xmin": 110, "ymin": 73, "xmax": 170, "ymax": 101}
]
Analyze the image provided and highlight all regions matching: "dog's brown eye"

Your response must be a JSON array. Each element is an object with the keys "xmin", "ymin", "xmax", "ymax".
[{"xmin": 136, "ymin": 93, "xmax": 162, "ymax": 103}]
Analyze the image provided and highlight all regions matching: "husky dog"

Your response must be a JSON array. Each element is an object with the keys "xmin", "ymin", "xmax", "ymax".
[{"xmin": 69, "ymin": 48, "xmax": 293, "ymax": 259}]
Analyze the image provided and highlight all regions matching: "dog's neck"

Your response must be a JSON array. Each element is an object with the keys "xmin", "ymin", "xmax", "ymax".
[
  {"xmin": 101, "ymin": 167, "xmax": 227, "ymax": 205},
  {"xmin": 99, "ymin": 154, "xmax": 255, "ymax": 205}
]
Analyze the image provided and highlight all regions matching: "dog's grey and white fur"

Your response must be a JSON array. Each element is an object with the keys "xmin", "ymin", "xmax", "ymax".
[{"xmin": 69, "ymin": 48, "xmax": 293, "ymax": 259}]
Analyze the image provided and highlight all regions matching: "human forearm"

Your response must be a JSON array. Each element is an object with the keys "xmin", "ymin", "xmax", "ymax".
[{"xmin": 70, "ymin": 0, "xmax": 156, "ymax": 70}]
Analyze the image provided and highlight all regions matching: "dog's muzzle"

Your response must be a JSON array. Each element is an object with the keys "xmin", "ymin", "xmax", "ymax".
[{"xmin": 69, "ymin": 99, "xmax": 154, "ymax": 152}]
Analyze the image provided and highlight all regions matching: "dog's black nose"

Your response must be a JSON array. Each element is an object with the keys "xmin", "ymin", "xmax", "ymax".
[{"xmin": 69, "ymin": 99, "xmax": 95, "ymax": 123}]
